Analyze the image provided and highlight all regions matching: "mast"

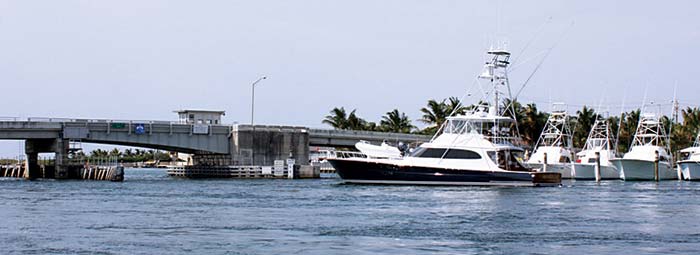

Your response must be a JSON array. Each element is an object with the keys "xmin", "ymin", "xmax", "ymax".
[{"xmin": 479, "ymin": 43, "xmax": 511, "ymax": 116}]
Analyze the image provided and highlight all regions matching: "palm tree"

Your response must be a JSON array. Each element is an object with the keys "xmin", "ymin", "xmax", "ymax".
[
  {"xmin": 573, "ymin": 106, "xmax": 597, "ymax": 148},
  {"xmin": 346, "ymin": 110, "xmax": 368, "ymax": 130},
  {"xmin": 519, "ymin": 103, "xmax": 548, "ymax": 147},
  {"xmin": 109, "ymin": 148, "xmax": 122, "ymax": 157},
  {"xmin": 322, "ymin": 107, "xmax": 349, "ymax": 129},
  {"xmin": 363, "ymin": 121, "xmax": 379, "ymax": 131},
  {"xmin": 380, "ymin": 109, "xmax": 415, "ymax": 133},
  {"xmin": 616, "ymin": 109, "xmax": 640, "ymax": 153},
  {"xmin": 419, "ymin": 99, "xmax": 448, "ymax": 134},
  {"xmin": 445, "ymin": 97, "xmax": 467, "ymax": 116},
  {"xmin": 671, "ymin": 107, "xmax": 700, "ymax": 154},
  {"xmin": 418, "ymin": 97, "xmax": 468, "ymax": 135}
]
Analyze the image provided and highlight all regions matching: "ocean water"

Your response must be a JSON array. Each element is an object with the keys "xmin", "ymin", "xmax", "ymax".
[{"xmin": 1, "ymin": 168, "xmax": 699, "ymax": 255}]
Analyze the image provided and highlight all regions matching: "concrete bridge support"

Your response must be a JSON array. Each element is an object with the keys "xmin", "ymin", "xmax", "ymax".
[
  {"xmin": 230, "ymin": 125, "xmax": 309, "ymax": 166},
  {"xmin": 24, "ymin": 138, "xmax": 69, "ymax": 180}
]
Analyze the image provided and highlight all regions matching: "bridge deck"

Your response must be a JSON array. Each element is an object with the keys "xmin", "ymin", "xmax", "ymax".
[{"xmin": 0, "ymin": 119, "xmax": 432, "ymax": 153}]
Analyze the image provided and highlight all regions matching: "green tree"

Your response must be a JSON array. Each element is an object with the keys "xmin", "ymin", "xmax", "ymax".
[
  {"xmin": 572, "ymin": 106, "xmax": 597, "ymax": 148},
  {"xmin": 419, "ymin": 99, "xmax": 448, "ymax": 135},
  {"xmin": 671, "ymin": 107, "xmax": 700, "ymax": 154},
  {"xmin": 322, "ymin": 107, "xmax": 349, "ymax": 129},
  {"xmin": 445, "ymin": 97, "xmax": 467, "ymax": 116},
  {"xmin": 346, "ymin": 110, "xmax": 369, "ymax": 130},
  {"xmin": 380, "ymin": 109, "xmax": 415, "ymax": 133},
  {"xmin": 419, "ymin": 97, "xmax": 467, "ymax": 135},
  {"xmin": 616, "ymin": 109, "xmax": 640, "ymax": 153},
  {"xmin": 519, "ymin": 103, "xmax": 548, "ymax": 147}
]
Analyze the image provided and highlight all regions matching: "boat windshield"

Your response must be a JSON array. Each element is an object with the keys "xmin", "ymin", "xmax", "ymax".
[
  {"xmin": 487, "ymin": 150, "xmax": 530, "ymax": 172},
  {"xmin": 444, "ymin": 118, "xmax": 518, "ymax": 145},
  {"xmin": 680, "ymin": 152, "xmax": 692, "ymax": 161}
]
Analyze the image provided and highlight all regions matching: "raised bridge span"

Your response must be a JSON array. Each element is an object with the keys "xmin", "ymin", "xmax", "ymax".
[
  {"xmin": 0, "ymin": 117, "xmax": 430, "ymax": 179},
  {"xmin": 0, "ymin": 118, "xmax": 430, "ymax": 152}
]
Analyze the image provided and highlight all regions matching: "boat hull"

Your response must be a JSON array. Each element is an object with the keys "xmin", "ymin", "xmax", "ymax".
[
  {"xmin": 571, "ymin": 164, "xmax": 620, "ymax": 180},
  {"xmin": 678, "ymin": 161, "xmax": 700, "ymax": 181},
  {"xmin": 612, "ymin": 159, "xmax": 676, "ymax": 181},
  {"xmin": 328, "ymin": 158, "xmax": 561, "ymax": 186}
]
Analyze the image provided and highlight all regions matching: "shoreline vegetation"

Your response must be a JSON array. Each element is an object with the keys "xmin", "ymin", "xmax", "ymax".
[
  {"xmin": 0, "ymin": 149, "xmax": 177, "ymax": 166},
  {"xmin": 322, "ymin": 97, "xmax": 700, "ymax": 155}
]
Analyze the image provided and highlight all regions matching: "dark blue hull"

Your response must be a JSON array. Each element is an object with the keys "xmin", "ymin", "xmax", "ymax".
[{"xmin": 328, "ymin": 159, "xmax": 561, "ymax": 186}]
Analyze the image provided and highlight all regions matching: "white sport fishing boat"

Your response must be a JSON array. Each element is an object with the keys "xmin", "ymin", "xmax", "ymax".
[
  {"xmin": 610, "ymin": 112, "xmax": 676, "ymax": 180},
  {"xmin": 326, "ymin": 45, "xmax": 561, "ymax": 186},
  {"xmin": 678, "ymin": 133, "xmax": 700, "ymax": 181},
  {"xmin": 524, "ymin": 104, "xmax": 575, "ymax": 179},
  {"xmin": 572, "ymin": 118, "xmax": 621, "ymax": 179}
]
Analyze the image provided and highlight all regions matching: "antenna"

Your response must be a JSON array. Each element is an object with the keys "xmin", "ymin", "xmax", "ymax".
[
  {"xmin": 513, "ymin": 21, "xmax": 575, "ymax": 101},
  {"xmin": 614, "ymin": 92, "xmax": 626, "ymax": 154},
  {"xmin": 672, "ymin": 82, "xmax": 679, "ymax": 124},
  {"xmin": 669, "ymin": 83, "xmax": 678, "ymax": 156},
  {"xmin": 512, "ymin": 16, "xmax": 553, "ymax": 65}
]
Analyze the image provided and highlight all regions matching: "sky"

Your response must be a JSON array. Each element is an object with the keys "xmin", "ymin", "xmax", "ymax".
[{"xmin": 1, "ymin": 0, "xmax": 699, "ymax": 157}]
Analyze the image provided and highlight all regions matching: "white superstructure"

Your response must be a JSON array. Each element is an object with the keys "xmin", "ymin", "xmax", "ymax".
[
  {"xmin": 678, "ymin": 132, "xmax": 700, "ymax": 181},
  {"xmin": 611, "ymin": 112, "xmax": 676, "ymax": 180},
  {"xmin": 525, "ymin": 104, "xmax": 574, "ymax": 178},
  {"xmin": 572, "ymin": 118, "xmax": 620, "ymax": 179}
]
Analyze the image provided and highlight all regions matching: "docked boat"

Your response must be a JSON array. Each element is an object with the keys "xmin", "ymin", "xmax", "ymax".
[
  {"xmin": 326, "ymin": 46, "xmax": 561, "ymax": 186},
  {"xmin": 572, "ymin": 118, "xmax": 621, "ymax": 179},
  {"xmin": 524, "ymin": 104, "xmax": 575, "ymax": 179},
  {"xmin": 610, "ymin": 113, "xmax": 676, "ymax": 180},
  {"xmin": 678, "ymin": 133, "xmax": 700, "ymax": 181},
  {"xmin": 354, "ymin": 140, "xmax": 402, "ymax": 159}
]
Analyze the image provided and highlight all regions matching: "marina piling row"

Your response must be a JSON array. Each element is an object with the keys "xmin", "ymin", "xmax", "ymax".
[
  {"xmin": 654, "ymin": 151, "xmax": 660, "ymax": 182},
  {"xmin": 78, "ymin": 166, "xmax": 124, "ymax": 181},
  {"xmin": 595, "ymin": 152, "xmax": 601, "ymax": 182},
  {"xmin": 0, "ymin": 165, "xmax": 25, "ymax": 178}
]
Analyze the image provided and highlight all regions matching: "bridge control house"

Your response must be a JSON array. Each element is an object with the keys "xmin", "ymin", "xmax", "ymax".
[{"xmin": 175, "ymin": 109, "xmax": 225, "ymax": 125}]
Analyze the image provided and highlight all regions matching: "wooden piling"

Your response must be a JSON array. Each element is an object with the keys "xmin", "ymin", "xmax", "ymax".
[
  {"xmin": 654, "ymin": 150, "xmax": 659, "ymax": 182},
  {"xmin": 543, "ymin": 153, "xmax": 548, "ymax": 172},
  {"xmin": 595, "ymin": 151, "xmax": 601, "ymax": 182},
  {"xmin": 570, "ymin": 151, "xmax": 576, "ymax": 178}
]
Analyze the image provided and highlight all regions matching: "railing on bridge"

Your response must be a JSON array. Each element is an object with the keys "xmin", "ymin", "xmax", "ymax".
[{"xmin": 0, "ymin": 117, "xmax": 234, "ymax": 127}]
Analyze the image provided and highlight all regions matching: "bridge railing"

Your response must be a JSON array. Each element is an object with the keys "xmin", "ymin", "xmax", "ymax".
[
  {"xmin": 309, "ymin": 128, "xmax": 431, "ymax": 141},
  {"xmin": 25, "ymin": 117, "xmax": 183, "ymax": 125},
  {"xmin": 3, "ymin": 117, "xmax": 235, "ymax": 127},
  {"xmin": 0, "ymin": 117, "xmax": 20, "ymax": 121}
]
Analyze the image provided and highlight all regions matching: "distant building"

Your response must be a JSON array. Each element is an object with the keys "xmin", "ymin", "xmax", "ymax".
[{"xmin": 175, "ymin": 110, "xmax": 225, "ymax": 125}]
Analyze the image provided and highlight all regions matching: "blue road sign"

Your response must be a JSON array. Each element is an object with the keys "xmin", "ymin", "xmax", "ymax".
[{"xmin": 134, "ymin": 124, "xmax": 145, "ymax": 135}]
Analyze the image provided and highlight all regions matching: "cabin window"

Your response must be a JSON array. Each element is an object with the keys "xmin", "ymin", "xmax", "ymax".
[
  {"xmin": 587, "ymin": 158, "xmax": 597, "ymax": 163},
  {"xmin": 444, "ymin": 149, "xmax": 482, "ymax": 159},
  {"xmin": 487, "ymin": 150, "xmax": 528, "ymax": 171},
  {"xmin": 559, "ymin": 156, "xmax": 570, "ymax": 163},
  {"xmin": 411, "ymin": 148, "xmax": 481, "ymax": 159},
  {"xmin": 680, "ymin": 152, "xmax": 691, "ymax": 161}
]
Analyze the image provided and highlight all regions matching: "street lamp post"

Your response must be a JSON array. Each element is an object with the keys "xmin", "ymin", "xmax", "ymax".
[
  {"xmin": 251, "ymin": 76, "xmax": 267, "ymax": 126},
  {"xmin": 250, "ymin": 76, "xmax": 266, "ymax": 166}
]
